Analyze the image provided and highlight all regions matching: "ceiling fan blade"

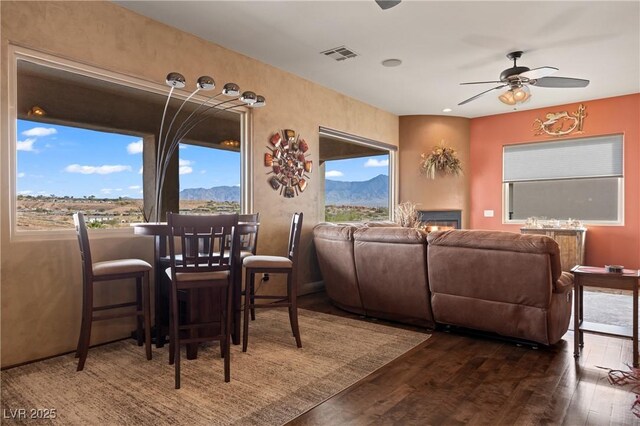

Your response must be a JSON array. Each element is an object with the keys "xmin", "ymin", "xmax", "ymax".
[
  {"xmin": 458, "ymin": 85, "xmax": 508, "ymax": 106},
  {"xmin": 532, "ymin": 76, "xmax": 590, "ymax": 88},
  {"xmin": 375, "ymin": 0, "xmax": 401, "ymax": 10},
  {"xmin": 460, "ymin": 81, "xmax": 503, "ymax": 85},
  {"xmin": 519, "ymin": 66, "xmax": 558, "ymax": 80}
]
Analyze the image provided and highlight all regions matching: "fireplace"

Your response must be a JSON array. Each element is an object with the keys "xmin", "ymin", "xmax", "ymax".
[{"xmin": 418, "ymin": 210, "xmax": 461, "ymax": 232}]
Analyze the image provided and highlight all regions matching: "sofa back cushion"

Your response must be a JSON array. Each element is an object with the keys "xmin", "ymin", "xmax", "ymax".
[
  {"xmin": 313, "ymin": 223, "xmax": 364, "ymax": 312},
  {"xmin": 353, "ymin": 227, "xmax": 433, "ymax": 325},
  {"xmin": 427, "ymin": 229, "xmax": 563, "ymax": 282},
  {"xmin": 427, "ymin": 230, "xmax": 561, "ymax": 308}
]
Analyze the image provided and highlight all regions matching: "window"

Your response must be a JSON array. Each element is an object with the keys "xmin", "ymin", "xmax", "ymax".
[
  {"xmin": 319, "ymin": 127, "xmax": 396, "ymax": 223},
  {"xmin": 503, "ymin": 135, "xmax": 623, "ymax": 224},
  {"xmin": 178, "ymin": 143, "xmax": 241, "ymax": 214},
  {"xmin": 324, "ymin": 154, "xmax": 390, "ymax": 222},
  {"xmin": 17, "ymin": 120, "xmax": 143, "ymax": 230},
  {"xmin": 10, "ymin": 47, "xmax": 246, "ymax": 235}
]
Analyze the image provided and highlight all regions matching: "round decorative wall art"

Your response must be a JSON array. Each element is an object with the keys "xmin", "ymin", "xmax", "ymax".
[{"xmin": 264, "ymin": 129, "xmax": 312, "ymax": 198}]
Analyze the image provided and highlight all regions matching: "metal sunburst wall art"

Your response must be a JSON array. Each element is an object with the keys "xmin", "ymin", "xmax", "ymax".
[{"xmin": 264, "ymin": 129, "xmax": 312, "ymax": 198}]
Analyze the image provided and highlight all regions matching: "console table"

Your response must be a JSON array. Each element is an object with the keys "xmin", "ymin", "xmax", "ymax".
[
  {"xmin": 521, "ymin": 227, "xmax": 586, "ymax": 272},
  {"xmin": 571, "ymin": 266, "xmax": 639, "ymax": 367}
]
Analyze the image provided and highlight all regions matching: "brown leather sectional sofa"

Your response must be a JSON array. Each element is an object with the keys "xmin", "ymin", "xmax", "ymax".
[{"xmin": 313, "ymin": 223, "xmax": 574, "ymax": 345}]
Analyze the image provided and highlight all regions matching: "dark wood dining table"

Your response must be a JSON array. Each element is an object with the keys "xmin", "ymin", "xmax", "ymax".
[{"xmin": 132, "ymin": 222, "xmax": 245, "ymax": 356}]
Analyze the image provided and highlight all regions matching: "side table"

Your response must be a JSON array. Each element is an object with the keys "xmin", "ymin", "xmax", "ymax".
[{"xmin": 572, "ymin": 265, "xmax": 640, "ymax": 367}]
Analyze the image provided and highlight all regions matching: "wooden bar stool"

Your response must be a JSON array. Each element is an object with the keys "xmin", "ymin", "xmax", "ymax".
[
  {"xmin": 242, "ymin": 212, "xmax": 303, "ymax": 352},
  {"xmin": 73, "ymin": 212, "xmax": 152, "ymax": 372},
  {"xmin": 165, "ymin": 213, "xmax": 240, "ymax": 388}
]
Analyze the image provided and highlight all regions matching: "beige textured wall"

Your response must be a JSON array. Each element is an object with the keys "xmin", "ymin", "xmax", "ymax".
[
  {"xmin": 0, "ymin": 1, "xmax": 398, "ymax": 367},
  {"xmin": 398, "ymin": 116, "xmax": 470, "ymax": 228}
]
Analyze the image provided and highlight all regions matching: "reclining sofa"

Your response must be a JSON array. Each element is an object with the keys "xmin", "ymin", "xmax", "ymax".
[{"xmin": 313, "ymin": 223, "xmax": 574, "ymax": 345}]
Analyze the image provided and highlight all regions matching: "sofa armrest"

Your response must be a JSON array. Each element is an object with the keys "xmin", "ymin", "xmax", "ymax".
[{"xmin": 554, "ymin": 271, "xmax": 574, "ymax": 294}]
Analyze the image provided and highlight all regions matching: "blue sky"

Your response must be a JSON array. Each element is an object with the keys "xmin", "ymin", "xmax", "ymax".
[
  {"xmin": 324, "ymin": 155, "xmax": 389, "ymax": 182},
  {"xmin": 17, "ymin": 119, "xmax": 240, "ymax": 198}
]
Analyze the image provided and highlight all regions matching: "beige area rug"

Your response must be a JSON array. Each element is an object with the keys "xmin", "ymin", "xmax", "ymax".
[{"xmin": 1, "ymin": 309, "xmax": 429, "ymax": 425}]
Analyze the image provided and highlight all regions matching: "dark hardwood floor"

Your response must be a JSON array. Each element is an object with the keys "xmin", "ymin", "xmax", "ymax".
[{"xmin": 291, "ymin": 292, "xmax": 639, "ymax": 425}]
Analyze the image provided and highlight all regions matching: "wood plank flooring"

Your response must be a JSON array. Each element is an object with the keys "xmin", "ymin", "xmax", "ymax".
[{"xmin": 291, "ymin": 292, "xmax": 639, "ymax": 425}]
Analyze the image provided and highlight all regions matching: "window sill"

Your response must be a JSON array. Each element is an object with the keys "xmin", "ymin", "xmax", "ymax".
[{"xmin": 10, "ymin": 226, "xmax": 138, "ymax": 243}]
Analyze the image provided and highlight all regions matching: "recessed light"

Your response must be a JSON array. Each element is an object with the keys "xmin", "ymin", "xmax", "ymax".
[
  {"xmin": 442, "ymin": 108, "xmax": 452, "ymax": 113},
  {"xmin": 381, "ymin": 59, "xmax": 402, "ymax": 67}
]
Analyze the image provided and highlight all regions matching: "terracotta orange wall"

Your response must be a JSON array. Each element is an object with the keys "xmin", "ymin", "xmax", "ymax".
[{"xmin": 469, "ymin": 93, "xmax": 640, "ymax": 269}]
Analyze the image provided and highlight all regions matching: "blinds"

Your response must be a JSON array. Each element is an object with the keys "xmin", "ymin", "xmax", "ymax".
[{"xmin": 503, "ymin": 134, "xmax": 623, "ymax": 182}]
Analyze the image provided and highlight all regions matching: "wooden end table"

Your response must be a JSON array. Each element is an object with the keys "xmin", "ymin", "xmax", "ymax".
[{"xmin": 572, "ymin": 265, "xmax": 640, "ymax": 367}]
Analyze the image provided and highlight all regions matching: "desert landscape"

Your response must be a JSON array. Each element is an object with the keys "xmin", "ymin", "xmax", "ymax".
[
  {"xmin": 17, "ymin": 195, "xmax": 387, "ymax": 229},
  {"xmin": 16, "ymin": 195, "xmax": 240, "ymax": 230}
]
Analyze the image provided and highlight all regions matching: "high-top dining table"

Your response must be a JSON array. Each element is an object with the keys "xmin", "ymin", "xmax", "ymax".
[{"xmin": 133, "ymin": 222, "xmax": 248, "ymax": 357}]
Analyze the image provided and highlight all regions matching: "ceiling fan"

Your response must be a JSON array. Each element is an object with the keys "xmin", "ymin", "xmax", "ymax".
[{"xmin": 458, "ymin": 51, "xmax": 589, "ymax": 106}]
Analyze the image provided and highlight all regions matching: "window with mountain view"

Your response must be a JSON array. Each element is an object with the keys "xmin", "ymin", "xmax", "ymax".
[
  {"xmin": 16, "ymin": 120, "xmax": 144, "ymax": 230},
  {"xmin": 324, "ymin": 154, "xmax": 390, "ymax": 222},
  {"xmin": 13, "ymin": 53, "xmax": 245, "ymax": 233},
  {"xmin": 178, "ymin": 143, "xmax": 241, "ymax": 214}
]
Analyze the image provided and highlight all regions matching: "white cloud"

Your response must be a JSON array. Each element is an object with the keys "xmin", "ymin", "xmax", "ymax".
[
  {"xmin": 364, "ymin": 158, "xmax": 389, "ymax": 168},
  {"xmin": 128, "ymin": 185, "xmax": 141, "ymax": 190},
  {"xmin": 18, "ymin": 190, "xmax": 33, "ymax": 195},
  {"xmin": 138, "ymin": 167, "xmax": 143, "ymax": 175},
  {"xmin": 179, "ymin": 159, "xmax": 193, "ymax": 174},
  {"xmin": 17, "ymin": 172, "xmax": 25, "ymax": 178},
  {"xmin": 65, "ymin": 164, "xmax": 132, "ymax": 174},
  {"xmin": 179, "ymin": 145, "xmax": 187, "ymax": 150},
  {"xmin": 200, "ymin": 170, "xmax": 207, "ymax": 174},
  {"xmin": 17, "ymin": 138, "xmax": 37, "ymax": 152},
  {"xmin": 21, "ymin": 127, "xmax": 57, "ymax": 137},
  {"xmin": 326, "ymin": 170, "xmax": 344, "ymax": 177},
  {"xmin": 101, "ymin": 188, "xmax": 123, "ymax": 194},
  {"xmin": 127, "ymin": 139, "xmax": 143, "ymax": 154}
]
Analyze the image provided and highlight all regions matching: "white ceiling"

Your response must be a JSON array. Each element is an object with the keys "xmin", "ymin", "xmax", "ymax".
[{"xmin": 117, "ymin": 1, "xmax": 640, "ymax": 118}]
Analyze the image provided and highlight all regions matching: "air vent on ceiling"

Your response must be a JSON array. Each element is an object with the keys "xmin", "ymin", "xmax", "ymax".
[{"xmin": 320, "ymin": 46, "xmax": 359, "ymax": 62}]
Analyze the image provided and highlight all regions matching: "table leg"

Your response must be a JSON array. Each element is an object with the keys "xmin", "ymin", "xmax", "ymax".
[
  {"xmin": 154, "ymin": 235, "xmax": 167, "ymax": 348},
  {"xmin": 633, "ymin": 281, "xmax": 638, "ymax": 368},
  {"xmin": 574, "ymin": 279, "xmax": 581, "ymax": 359},
  {"xmin": 232, "ymin": 263, "xmax": 241, "ymax": 345},
  {"xmin": 579, "ymin": 284, "xmax": 584, "ymax": 347}
]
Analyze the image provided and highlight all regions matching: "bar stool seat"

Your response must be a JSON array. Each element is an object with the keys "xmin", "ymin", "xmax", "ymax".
[
  {"xmin": 243, "ymin": 255, "xmax": 292, "ymax": 269},
  {"xmin": 93, "ymin": 259, "xmax": 152, "ymax": 276}
]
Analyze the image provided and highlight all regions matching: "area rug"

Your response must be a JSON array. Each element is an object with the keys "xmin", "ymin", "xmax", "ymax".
[{"xmin": 1, "ymin": 309, "xmax": 430, "ymax": 425}]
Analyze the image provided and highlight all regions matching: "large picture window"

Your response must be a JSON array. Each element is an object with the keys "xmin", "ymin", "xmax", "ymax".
[
  {"xmin": 10, "ymin": 47, "xmax": 246, "ymax": 235},
  {"xmin": 319, "ymin": 127, "xmax": 396, "ymax": 223},
  {"xmin": 503, "ymin": 134, "xmax": 624, "ymax": 224},
  {"xmin": 17, "ymin": 120, "xmax": 144, "ymax": 229},
  {"xmin": 178, "ymin": 142, "xmax": 241, "ymax": 214}
]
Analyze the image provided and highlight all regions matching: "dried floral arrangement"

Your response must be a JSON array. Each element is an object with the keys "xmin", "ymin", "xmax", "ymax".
[
  {"xmin": 395, "ymin": 201, "xmax": 420, "ymax": 228},
  {"xmin": 419, "ymin": 141, "xmax": 462, "ymax": 179}
]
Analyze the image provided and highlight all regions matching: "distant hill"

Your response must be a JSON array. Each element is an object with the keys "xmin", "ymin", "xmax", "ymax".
[
  {"xmin": 180, "ymin": 185, "xmax": 240, "ymax": 202},
  {"xmin": 325, "ymin": 174, "xmax": 388, "ymax": 207},
  {"xmin": 180, "ymin": 174, "xmax": 389, "ymax": 207}
]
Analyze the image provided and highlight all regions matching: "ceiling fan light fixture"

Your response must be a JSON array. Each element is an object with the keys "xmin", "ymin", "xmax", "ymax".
[{"xmin": 499, "ymin": 86, "xmax": 530, "ymax": 106}]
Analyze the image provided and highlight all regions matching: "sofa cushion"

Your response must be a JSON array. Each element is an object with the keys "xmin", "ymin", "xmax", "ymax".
[
  {"xmin": 353, "ymin": 226, "xmax": 433, "ymax": 327},
  {"xmin": 427, "ymin": 229, "xmax": 562, "ymax": 283},
  {"xmin": 313, "ymin": 224, "xmax": 365, "ymax": 314}
]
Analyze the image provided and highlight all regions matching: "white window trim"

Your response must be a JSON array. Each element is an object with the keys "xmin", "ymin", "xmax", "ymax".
[{"xmin": 6, "ymin": 45, "xmax": 251, "ymax": 241}]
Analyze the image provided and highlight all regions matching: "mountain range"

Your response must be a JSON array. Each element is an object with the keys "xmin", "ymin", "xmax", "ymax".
[{"xmin": 179, "ymin": 174, "xmax": 389, "ymax": 207}]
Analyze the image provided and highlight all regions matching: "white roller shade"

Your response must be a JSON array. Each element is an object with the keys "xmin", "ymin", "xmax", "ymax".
[{"xmin": 503, "ymin": 134, "xmax": 623, "ymax": 182}]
